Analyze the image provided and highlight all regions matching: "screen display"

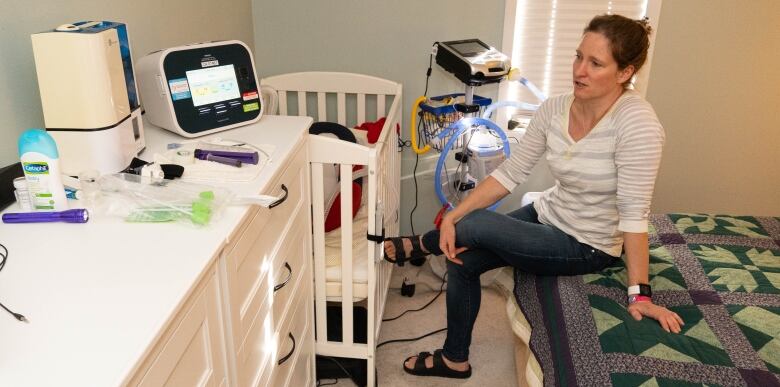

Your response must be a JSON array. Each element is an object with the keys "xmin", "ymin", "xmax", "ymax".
[
  {"xmin": 449, "ymin": 41, "xmax": 489, "ymax": 57},
  {"xmin": 186, "ymin": 64, "xmax": 240, "ymax": 106}
]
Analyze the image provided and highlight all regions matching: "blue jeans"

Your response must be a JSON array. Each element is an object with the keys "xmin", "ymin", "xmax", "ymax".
[{"xmin": 420, "ymin": 204, "xmax": 617, "ymax": 362}]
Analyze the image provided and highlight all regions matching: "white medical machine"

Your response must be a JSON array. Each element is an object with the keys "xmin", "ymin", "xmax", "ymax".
[
  {"xmin": 435, "ymin": 39, "xmax": 511, "ymax": 86},
  {"xmin": 31, "ymin": 21, "xmax": 145, "ymax": 176},
  {"xmin": 136, "ymin": 40, "xmax": 263, "ymax": 138},
  {"xmin": 433, "ymin": 39, "xmax": 514, "ymax": 200}
]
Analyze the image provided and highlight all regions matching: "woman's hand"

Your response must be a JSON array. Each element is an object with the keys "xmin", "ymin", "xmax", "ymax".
[
  {"xmin": 439, "ymin": 216, "xmax": 467, "ymax": 265},
  {"xmin": 435, "ymin": 177, "xmax": 508, "ymax": 265},
  {"xmin": 628, "ymin": 301, "xmax": 685, "ymax": 333}
]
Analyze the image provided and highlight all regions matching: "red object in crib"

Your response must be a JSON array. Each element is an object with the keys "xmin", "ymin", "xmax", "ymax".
[
  {"xmin": 354, "ymin": 117, "xmax": 401, "ymax": 144},
  {"xmin": 324, "ymin": 182, "xmax": 363, "ymax": 232},
  {"xmin": 355, "ymin": 117, "xmax": 385, "ymax": 144}
]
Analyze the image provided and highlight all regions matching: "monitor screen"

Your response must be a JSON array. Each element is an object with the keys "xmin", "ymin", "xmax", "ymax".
[
  {"xmin": 449, "ymin": 41, "xmax": 489, "ymax": 57},
  {"xmin": 186, "ymin": 64, "xmax": 240, "ymax": 107}
]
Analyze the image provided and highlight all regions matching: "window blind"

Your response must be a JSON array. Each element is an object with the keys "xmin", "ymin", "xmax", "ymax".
[{"xmin": 503, "ymin": 0, "xmax": 653, "ymax": 108}]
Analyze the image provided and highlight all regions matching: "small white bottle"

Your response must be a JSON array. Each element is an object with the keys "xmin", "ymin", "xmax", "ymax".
[
  {"xmin": 12, "ymin": 177, "xmax": 34, "ymax": 211},
  {"xmin": 18, "ymin": 128, "xmax": 68, "ymax": 211}
]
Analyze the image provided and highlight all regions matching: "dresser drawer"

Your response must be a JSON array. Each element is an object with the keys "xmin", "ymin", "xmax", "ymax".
[
  {"xmin": 224, "ymin": 145, "xmax": 306, "ymax": 340},
  {"xmin": 271, "ymin": 273, "xmax": 312, "ymax": 387},
  {"xmin": 234, "ymin": 289, "xmax": 273, "ymax": 387},
  {"xmin": 227, "ymin": 143, "xmax": 305, "ymax": 273},
  {"xmin": 131, "ymin": 269, "xmax": 227, "ymax": 387},
  {"xmin": 285, "ymin": 329, "xmax": 314, "ymax": 387},
  {"xmin": 271, "ymin": 210, "xmax": 310, "ymax": 331}
]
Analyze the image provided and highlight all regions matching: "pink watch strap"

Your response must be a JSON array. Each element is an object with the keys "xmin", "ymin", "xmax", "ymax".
[{"xmin": 628, "ymin": 295, "xmax": 652, "ymax": 304}]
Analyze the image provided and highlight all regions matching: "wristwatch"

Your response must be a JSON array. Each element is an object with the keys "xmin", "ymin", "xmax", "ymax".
[{"xmin": 627, "ymin": 284, "xmax": 652, "ymax": 297}]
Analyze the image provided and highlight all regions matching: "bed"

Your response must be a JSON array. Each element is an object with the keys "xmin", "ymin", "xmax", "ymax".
[
  {"xmin": 501, "ymin": 213, "xmax": 780, "ymax": 386},
  {"xmin": 260, "ymin": 72, "xmax": 402, "ymax": 387}
]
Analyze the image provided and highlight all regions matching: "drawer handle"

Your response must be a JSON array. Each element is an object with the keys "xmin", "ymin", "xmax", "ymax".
[
  {"xmin": 273, "ymin": 262, "xmax": 293, "ymax": 292},
  {"xmin": 268, "ymin": 184, "xmax": 289, "ymax": 209},
  {"xmin": 277, "ymin": 332, "xmax": 296, "ymax": 366}
]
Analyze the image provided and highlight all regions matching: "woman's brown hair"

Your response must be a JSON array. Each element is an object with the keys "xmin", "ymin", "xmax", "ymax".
[{"xmin": 584, "ymin": 14, "xmax": 652, "ymax": 84}]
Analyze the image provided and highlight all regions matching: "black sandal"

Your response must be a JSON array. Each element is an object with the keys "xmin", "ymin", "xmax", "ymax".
[
  {"xmin": 403, "ymin": 349, "xmax": 472, "ymax": 379},
  {"xmin": 384, "ymin": 236, "xmax": 427, "ymax": 266}
]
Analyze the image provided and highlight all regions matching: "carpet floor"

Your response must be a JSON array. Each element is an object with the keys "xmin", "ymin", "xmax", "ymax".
[{"xmin": 325, "ymin": 262, "xmax": 520, "ymax": 387}]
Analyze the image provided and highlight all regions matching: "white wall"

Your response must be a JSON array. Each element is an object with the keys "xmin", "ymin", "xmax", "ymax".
[
  {"xmin": 0, "ymin": 0, "xmax": 255, "ymax": 166},
  {"xmin": 646, "ymin": 0, "xmax": 780, "ymax": 216},
  {"xmin": 251, "ymin": 0, "xmax": 524, "ymax": 233}
]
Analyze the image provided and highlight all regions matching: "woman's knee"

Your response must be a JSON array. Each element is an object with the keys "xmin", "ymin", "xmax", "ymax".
[
  {"xmin": 445, "ymin": 252, "xmax": 490, "ymax": 279},
  {"xmin": 455, "ymin": 209, "xmax": 495, "ymax": 246},
  {"xmin": 446, "ymin": 258, "xmax": 474, "ymax": 279}
]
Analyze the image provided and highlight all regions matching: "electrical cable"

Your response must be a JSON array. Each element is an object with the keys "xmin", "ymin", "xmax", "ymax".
[
  {"xmin": 409, "ymin": 154, "xmax": 420, "ymax": 236},
  {"xmin": 0, "ymin": 242, "xmax": 6, "ymax": 272},
  {"xmin": 377, "ymin": 327, "xmax": 448, "ymax": 349},
  {"xmin": 376, "ymin": 263, "xmax": 449, "ymax": 352},
  {"xmin": 318, "ymin": 356, "xmax": 355, "ymax": 384},
  {"xmin": 408, "ymin": 43, "xmax": 436, "ymax": 235},
  {"xmin": 383, "ymin": 272, "xmax": 447, "ymax": 322},
  {"xmin": 0, "ymin": 243, "xmax": 27, "ymax": 322}
]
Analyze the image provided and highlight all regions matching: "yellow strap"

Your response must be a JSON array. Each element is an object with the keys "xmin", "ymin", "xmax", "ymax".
[{"xmin": 410, "ymin": 96, "xmax": 431, "ymax": 154}]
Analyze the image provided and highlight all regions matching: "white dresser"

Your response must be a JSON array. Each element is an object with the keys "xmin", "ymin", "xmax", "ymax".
[{"xmin": 0, "ymin": 115, "xmax": 315, "ymax": 387}]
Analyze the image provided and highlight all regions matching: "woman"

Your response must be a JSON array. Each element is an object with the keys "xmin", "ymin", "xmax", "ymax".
[{"xmin": 384, "ymin": 14, "xmax": 684, "ymax": 379}]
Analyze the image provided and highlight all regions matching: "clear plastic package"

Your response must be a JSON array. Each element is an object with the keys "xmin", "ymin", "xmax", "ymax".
[{"xmin": 95, "ymin": 173, "xmax": 233, "ymax": 226}]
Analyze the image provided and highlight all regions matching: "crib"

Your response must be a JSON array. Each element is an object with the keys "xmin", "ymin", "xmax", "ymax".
[{"xmin": 260, "ymin": 72, "xmax": 402, "ymax": 387}]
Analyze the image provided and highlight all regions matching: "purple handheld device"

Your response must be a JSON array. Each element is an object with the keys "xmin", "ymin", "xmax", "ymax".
[
  {"xmin": 2, "ymin": 209, "xmax": 90, "ymax": 224},
  {"xmin": 194, "ymin": 149, "xmax": 259, "ymax": 165}
]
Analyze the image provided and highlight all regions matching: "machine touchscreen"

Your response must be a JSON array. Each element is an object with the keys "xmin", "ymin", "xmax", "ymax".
[
  {"xmin": 186, "ymin": 65, "xmax": 241, "ymax": 107},
  {"xmin": 449, "ymin": 41, "xmax": 490, "ymax": 57}
]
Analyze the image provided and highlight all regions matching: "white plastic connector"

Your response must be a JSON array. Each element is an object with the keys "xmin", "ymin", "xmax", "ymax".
[
  {"xmin": 55, "ymin": 24, "xmax": 79, "ymax": 32},
  {"xmin": 507, "ymin": 68, "xmax": 522, "ymax": 81}
]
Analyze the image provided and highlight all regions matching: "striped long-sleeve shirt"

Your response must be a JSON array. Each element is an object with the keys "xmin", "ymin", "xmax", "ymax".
[{"xmin": 490, "ymin": 90, "xmax": 665, "ymax": 256}]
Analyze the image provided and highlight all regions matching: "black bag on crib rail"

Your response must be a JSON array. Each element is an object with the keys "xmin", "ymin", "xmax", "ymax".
[{"xmin": 315, "ymin": 304, "xmax": 369, "ymax": 386}]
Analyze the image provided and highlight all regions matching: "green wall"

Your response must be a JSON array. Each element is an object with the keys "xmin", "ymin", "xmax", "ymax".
[
  {"xmin": 251, "ymin": 0, "xmax": 510, "ymax": 233},
  {"xmin": 0, "ymin": 0, "xmax": 255, "ymax": 166}
]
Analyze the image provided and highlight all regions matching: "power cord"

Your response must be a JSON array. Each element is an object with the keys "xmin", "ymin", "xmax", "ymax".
[
  {"xmin": 0, "ymin": 243, "xmax": 27, "ymax": 322},
  {"xmin": 383, "ymin": 272, "xmax": 447, "ymax": 322},
  {"xmin": 316, "ymin": 356, "xmax": 356, "ymax": 386},
  {"xmin": 378, "ymin": 273, "xmax": 447, "ymax": 348},
  {"xmin": 377, "ymin": 327, "xmax": 448, "ymax": 349},
  {"xmin": 409, "ymin": 154, "xmax": 420, "ymax": 236},
  {"xmin": 408, "ymin": 42, "xmax": 437, "ymax": 236}
]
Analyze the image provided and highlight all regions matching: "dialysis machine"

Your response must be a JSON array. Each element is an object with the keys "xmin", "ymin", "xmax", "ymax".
[
  {"xmin": 31, "ymin": 21, "xmax": 145, "ymax": 176},
  {"xmin": 136, "ymin": 40, "xmax": 262, "ymax": 138}
]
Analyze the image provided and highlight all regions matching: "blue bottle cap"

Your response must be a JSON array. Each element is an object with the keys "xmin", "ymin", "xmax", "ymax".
[{"xmin": 18, "ymin": 129, "xmax": 59, "ymax": 158}]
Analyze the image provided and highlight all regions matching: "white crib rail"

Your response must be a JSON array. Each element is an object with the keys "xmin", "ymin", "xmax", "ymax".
[{"xmin": 262, "ymin": 72, "xmax": 401, "ymax": 387}]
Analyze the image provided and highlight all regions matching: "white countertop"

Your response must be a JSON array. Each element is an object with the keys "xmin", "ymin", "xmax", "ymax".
[{"xmin": 0, "ymin": 115, "xmax": 312, "ymax": 386}]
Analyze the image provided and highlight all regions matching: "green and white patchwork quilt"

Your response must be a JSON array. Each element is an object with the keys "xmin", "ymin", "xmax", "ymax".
[{"xmin": 514, "ymin": 214, "xmax": 780, "ymax": 386}]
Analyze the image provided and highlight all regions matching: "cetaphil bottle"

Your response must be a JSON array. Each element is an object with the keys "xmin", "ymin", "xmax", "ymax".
[{"xmin": 18, "ymin": 129, "xmax": 68, "ymax": 211}]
